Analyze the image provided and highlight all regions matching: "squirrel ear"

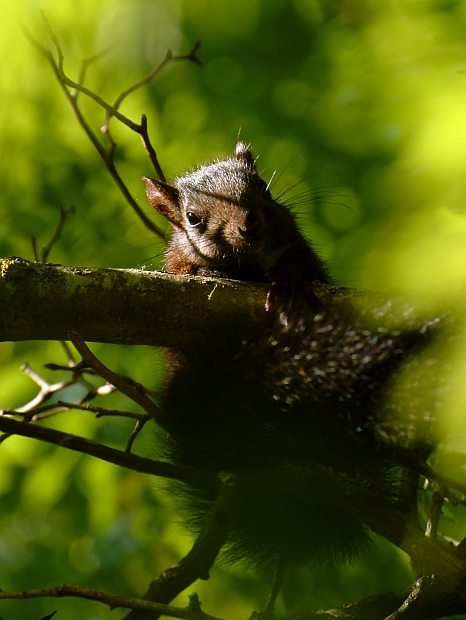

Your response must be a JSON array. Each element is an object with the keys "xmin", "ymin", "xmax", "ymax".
[
  {"xmin": 235, "ymin": 141, "xmax": 256, "ymax": 170},
  {"xmin": 142, "ymin": 177, "xmax": 182, "ymax": 227}
]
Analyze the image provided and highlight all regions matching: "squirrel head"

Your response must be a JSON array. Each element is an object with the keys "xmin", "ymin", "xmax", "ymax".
[{"xmin": 142, "ymin": 142, "xmax": 278, "ymax": 274}]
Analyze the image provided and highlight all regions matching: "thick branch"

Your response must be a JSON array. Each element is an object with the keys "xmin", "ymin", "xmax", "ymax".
[
  {"xmin": 0, "ymin": 257, "xmax": 268, "ymax": 347},
  {"xmin": 0, "ymin": 257, "xmax": 393, "ymax": 347}
]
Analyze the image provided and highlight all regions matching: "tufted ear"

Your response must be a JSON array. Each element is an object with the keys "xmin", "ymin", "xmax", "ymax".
[
  {"xmin": 235, "ymin": 141, "xmax": 256, "ymax": 171},
  {"xmin": 142, "ymin": 177, "xmax": 183, "ymax": 228}
]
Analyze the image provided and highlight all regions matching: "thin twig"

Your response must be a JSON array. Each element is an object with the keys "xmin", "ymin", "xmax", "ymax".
[
  {"xmin": 36, "ymin": 21, "xmax": 199, "ymax": 192},
  {"xmin": 125, "ymin": 415, "xmax": 153, "ymax": 453},
  {"xmin": 54, "ymin": 401, "xmax": 150, "ymax": 420},
  {"xmin": 73, "ymin": 48, "xmax": 112, "ymax": 99},
  {"xmin": 398, "ymin": 455, "xmax": 466, "ymax": 497},
  {"xmin": 68, "ymin": 331, "xmax": 161, "ymax": 419},
  {"xmin": 14, "ymin": 362, "xmax": 82, "ymax": 414},
  {"xmin": 12, "ymin": 398, "xmax": 138, "ymax": 422},
  {"xmin": 30, "ymin": 204, "xmax": 75, "ymax": 264},
  {"xmin": 31, "ymin": 236, "xmax": 39, "ymax": 261},
  {"xmin": 22, "ymin": 23, "xmax": 168, "ymax": 240},
  {"xmin": 11, "ymin": 357, "xmax": 110, "ymax": 417},
  {"xmin": 60, "ymin": 340, "xmax": 77, "ymax": 366},
  {"xmin": 0, "ymin": 415, "xmax": 218, "ymax": 490},
  {"xmin": 140, "ymin": 114, "xmax": 166, "ymax": 182},
  {"xmin": 99, "ymin": 40, "xmax": 199, "ymax": 180},
  {"xmin": 41, "ymin": 205, "xmax": 76, "ymax": 262},
  {"xmin": 248, "ymin": 561, "xmax": 285, "ymax": 619},
  {"xmin": 54, "ymin": 400, "xmax": 153, "ymax": 452},
  {"xmin": 0, "ymin": 583, "xmax": 222, "ymax": 620},
  {"xmin": 111, "ymin": 42, "xmax": 200, "ymax": 114}
]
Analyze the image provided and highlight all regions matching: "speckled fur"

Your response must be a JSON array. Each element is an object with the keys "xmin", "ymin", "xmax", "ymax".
[{"xmin": 143, "ymin": 142, "xmax": 448, "ymax": 570}]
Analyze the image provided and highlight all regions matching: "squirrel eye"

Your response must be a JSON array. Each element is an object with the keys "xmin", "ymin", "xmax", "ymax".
[{"xmin": 186, "ymin": 212, "xmax": 202, "ymax": 226}]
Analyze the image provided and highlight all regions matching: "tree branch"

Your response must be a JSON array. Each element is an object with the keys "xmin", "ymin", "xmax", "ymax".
[
  {"xmin": 68, "ymin": 331, "xmax": 161, "ymax": 418},
  {"xmin": 0, "ymin": 584, "xmax": 222, "ymax": 620},
  {"xmin": 126, "ymin": 478, "xmax": 239, "ymax": 620},
  {"xmin": 0, "ymin": 416, "xmax": 218, "ymax": 491},
  {"xmin": 280, "ymin": 581, "xmax": 466, "ymax": 620},
  {"xmin": 2, "ymin": 256, "xmax": 465, "ymax": 616},
  {"xmin": 0, "ymin": 257, "xmax": 268, "ymax": 347},
  {"xmin": 23, "ymin": 21, "xmax": 168, "ymax": 240},
  {"xmin": 0, "ymin": 257, "xmax": 401, "ymax": 348}
]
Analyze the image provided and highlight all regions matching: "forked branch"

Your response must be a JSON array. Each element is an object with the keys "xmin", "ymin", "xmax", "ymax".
[{"xmin": 23, "ymin": 16, "xmax": 200, "ymax": 240}]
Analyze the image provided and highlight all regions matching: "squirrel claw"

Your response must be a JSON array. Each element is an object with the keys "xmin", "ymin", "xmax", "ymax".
[{"xmin": 266, "ymin": 281, "xmax": 323, "ymax": 316}]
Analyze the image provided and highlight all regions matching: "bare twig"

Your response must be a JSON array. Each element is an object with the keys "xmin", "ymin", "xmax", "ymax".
[
  {"xmin": 0, "ymin": 583, "xmax": 222, "ymax": 620},
  {"xmin": 24, "ymin": 19, "xmax": 200, "ymax": 241},
  {"xmin": 262, "ymin": 558, "xmax": 284, "ymax": 619},
  {"xmin": 125, "ymin": 474, "xmax": 238, "ymax": 620},
  {"xmin": 31, "ymin": 235, "xmax": 39, "ymax": 261},
  {"xmin": 110, "ymin": 42, "xmax": 200, "ymax": 116},
  {"xmin": 2, "ymin": 308, "xmax": 153, "ymax": 445},
  {"xmin": 4, "ymin": 349, "xmax": 115, "ymax": 420},
  {"xmin": 73, "ymin": 48, "xmax": 112, "ymax": 99},
  {"xmin": 4, "ymin": 400, "xmax": 148, "ymax": 427},
  {"xmin": 0, "ymin": 415, "xmax": 218, "ymax": 490},
  {"xmin": 23, "ymin": 21, "xmax": 168, "ymax": 240},
  {"xmin": 279, "ymin": 584, "xmax": 466, "ymax": 620},
  {"xmin": 140, "ymin": 114, "xmax": 166, "ymax": 182},
  {"xmin": 397, "ymin": 455, "xmax": 466, "ymax": 498},
  {"xmin": 13, "ymin": 361, "xmax": 96, "ymax": 415},
  {"xmin": 41, "ymin": 205, "xmax": 76, "ymax": 262},
  {"xmin": 101, "ymin": 41, "xmax": 200, "ymax": 140},
  {"xmin": 31, "ymin": 205, "xmax": 76, "ymax": 262},
  {"xmin": 53, "ymin": 401, "xmax": 154, "ymax": 452},
  {"xmin": 60, "ymin": 340, "xmax": 78, "ymax": 366},
  {"xmin": 248, "ymin": 560, "xmax": 285, "ymax": 619},
  {"xmin": 68, "ymin": 331, "xmax": 161, "ymax": 419},
  {"xmin": 55, "ymin": 401, "xmax": 151, "ymax": 420},
  {"xmin": 125, "ymin": 414, "xmax": 153, "ymax": 453}
]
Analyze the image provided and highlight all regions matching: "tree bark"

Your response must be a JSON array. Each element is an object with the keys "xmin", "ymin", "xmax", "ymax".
[
  {"xmin": 0, "ymin": 257, "xmax": 269, "ymax": 347},
  {"xmin": 0, "ymin": 257, "xmax": 388, "ymax": 348}
]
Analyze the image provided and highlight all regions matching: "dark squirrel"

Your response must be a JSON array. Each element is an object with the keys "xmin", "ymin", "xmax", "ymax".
[{"xmin": 142, "ymin": 142, "xmax": 445, "ymax": 572}]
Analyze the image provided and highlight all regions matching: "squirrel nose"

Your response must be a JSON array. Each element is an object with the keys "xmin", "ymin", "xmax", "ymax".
[{"xmin": 239, "ymin": 216, "xmax": 260, "ymax": 243}]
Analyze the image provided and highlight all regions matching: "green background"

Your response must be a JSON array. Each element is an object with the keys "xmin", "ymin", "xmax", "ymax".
[{"xmin": 2, "ymin": 0, "xmax": 466, "ymax": 618}]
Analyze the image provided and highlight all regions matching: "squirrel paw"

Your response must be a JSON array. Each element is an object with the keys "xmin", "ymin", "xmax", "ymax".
[{"xmin": 266, "ymin": 281, "xmax": 323, "ymax": 315}]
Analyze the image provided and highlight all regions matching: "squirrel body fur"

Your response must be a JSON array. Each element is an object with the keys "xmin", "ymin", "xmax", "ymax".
[{"xmin": 142, "ymin": 142, "xmax": 444, "ymax": 570}]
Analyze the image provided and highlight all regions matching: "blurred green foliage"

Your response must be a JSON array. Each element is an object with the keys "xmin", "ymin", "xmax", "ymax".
[{"xmin": 2, "ymin": 0, "xmax": 466, "ymax": 618}]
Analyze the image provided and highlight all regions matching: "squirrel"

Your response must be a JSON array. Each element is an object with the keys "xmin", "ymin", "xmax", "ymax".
[{"xmin": 141, "ymin": 142, "xmax": 445, "ymax": 575}]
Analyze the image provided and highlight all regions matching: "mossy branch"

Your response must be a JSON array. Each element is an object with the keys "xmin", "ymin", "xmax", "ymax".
[
  {"xmin": 0, "ymin": 257, "xmax": 400, "ymax": 348},
  {"xmin": 0, "ymin": 257, "xmax": 268, "ymax": 347}
]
